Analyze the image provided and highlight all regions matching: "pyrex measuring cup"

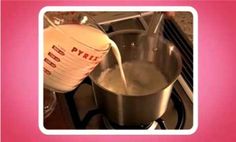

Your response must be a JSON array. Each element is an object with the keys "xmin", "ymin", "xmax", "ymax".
[
  {"xmin": 43, "ymin": 12, "xmax": 111, "ymax": 118},
  {"xmin": 43, "ymin": 12, "xmax": 111, "ymax": 93}
]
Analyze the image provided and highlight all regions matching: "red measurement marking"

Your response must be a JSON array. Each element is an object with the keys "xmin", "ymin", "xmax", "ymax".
[
  {"xmin": 48, "ymin": 52, "xmax": 60, "ymax": 62},
  {"xmin": 52, "ymin": 45, "xmax": 65, "ymax": 56},
  {"xmin": 44, "ymin": 67, "xmax": 51, "ymax": 75},
  {"xmin": 44, "ymin": 58, "xmax": 56, "ymax": 68}
]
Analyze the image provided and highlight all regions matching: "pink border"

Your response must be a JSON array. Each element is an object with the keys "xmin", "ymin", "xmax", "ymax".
[{"xmin": 2, "ymin": 1, "xmax": 236, "ymax": 142}]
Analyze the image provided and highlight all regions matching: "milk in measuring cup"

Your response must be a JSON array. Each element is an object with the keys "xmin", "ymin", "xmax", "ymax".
[{"xmin": 44, "ymin": 24, "xmax": 110, "ymax": 92}]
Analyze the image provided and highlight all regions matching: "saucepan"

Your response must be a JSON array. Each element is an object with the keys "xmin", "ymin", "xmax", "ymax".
[{"xmin": 89, "ymin": 29, "xmax": 182, "ymax": 126}]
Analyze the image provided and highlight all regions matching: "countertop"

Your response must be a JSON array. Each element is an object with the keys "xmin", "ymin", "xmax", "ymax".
[{"xmin": 173, "ymin": 12, "xmax": 193, "ymax": 42}]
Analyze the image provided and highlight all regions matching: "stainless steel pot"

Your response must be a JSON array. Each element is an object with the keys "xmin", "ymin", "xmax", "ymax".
[{"xmin": 89, "ymin": 30, "xmax": 182, "ymax": 126}]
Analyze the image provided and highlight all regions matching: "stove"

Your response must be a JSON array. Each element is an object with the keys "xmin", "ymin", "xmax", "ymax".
[{"xmin": 44, "ymin": 12, "xmax": 193, "ymax": 130}]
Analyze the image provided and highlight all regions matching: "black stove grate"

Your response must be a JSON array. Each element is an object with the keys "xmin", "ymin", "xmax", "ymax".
[{"xmin": 163, "ymin": 18, "xmax": 193, "ymax": 91}]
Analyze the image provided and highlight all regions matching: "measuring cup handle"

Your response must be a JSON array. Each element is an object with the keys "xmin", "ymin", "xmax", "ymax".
[
  {"xmin": 79, "ymin": 13, "xmax": 107, "ymax": 34},
  {"xmin": 44, "ymin": 12, "xmax": 106, "ymax": 34}
]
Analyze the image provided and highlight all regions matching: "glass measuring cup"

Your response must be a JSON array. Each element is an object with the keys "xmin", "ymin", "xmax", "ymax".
[{"xmin": 43, "ymin": 12, "xmax": 111, "ymax": 118}]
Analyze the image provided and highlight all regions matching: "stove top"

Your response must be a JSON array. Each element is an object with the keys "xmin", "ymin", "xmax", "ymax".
[
  {"xmin": 44, "ymin": 80, "xmax": 192, "ymax": 130},
  {"xmin": 44, "ymin": 12, "xmax": 193, "ymax": 130}
]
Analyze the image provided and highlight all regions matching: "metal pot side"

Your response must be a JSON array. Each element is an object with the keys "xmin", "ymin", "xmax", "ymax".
[{"xmin": 89, "ymin": 30, "xmax": 182, "ymax": 126}]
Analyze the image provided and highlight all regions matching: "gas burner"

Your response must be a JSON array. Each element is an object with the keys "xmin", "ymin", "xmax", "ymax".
[{"xmin": 103, "ymin": 117, "xmax": 158, "ymax": 130}]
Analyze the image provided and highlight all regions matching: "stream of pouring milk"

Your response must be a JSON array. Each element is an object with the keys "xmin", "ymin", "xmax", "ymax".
[{"xmin": 109, "ymin": 40, "xmax": 128, "ymax": 90}]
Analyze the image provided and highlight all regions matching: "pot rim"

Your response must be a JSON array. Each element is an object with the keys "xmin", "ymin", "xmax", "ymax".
[{"xmin": 89, "ymin": 29, "xmax": 182, "ymax": 97}]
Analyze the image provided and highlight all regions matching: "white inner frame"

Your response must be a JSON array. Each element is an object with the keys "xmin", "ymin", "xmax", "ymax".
[{"xmin": 38, "ymin": 6, "xmax": 198, "ymax": 135}]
